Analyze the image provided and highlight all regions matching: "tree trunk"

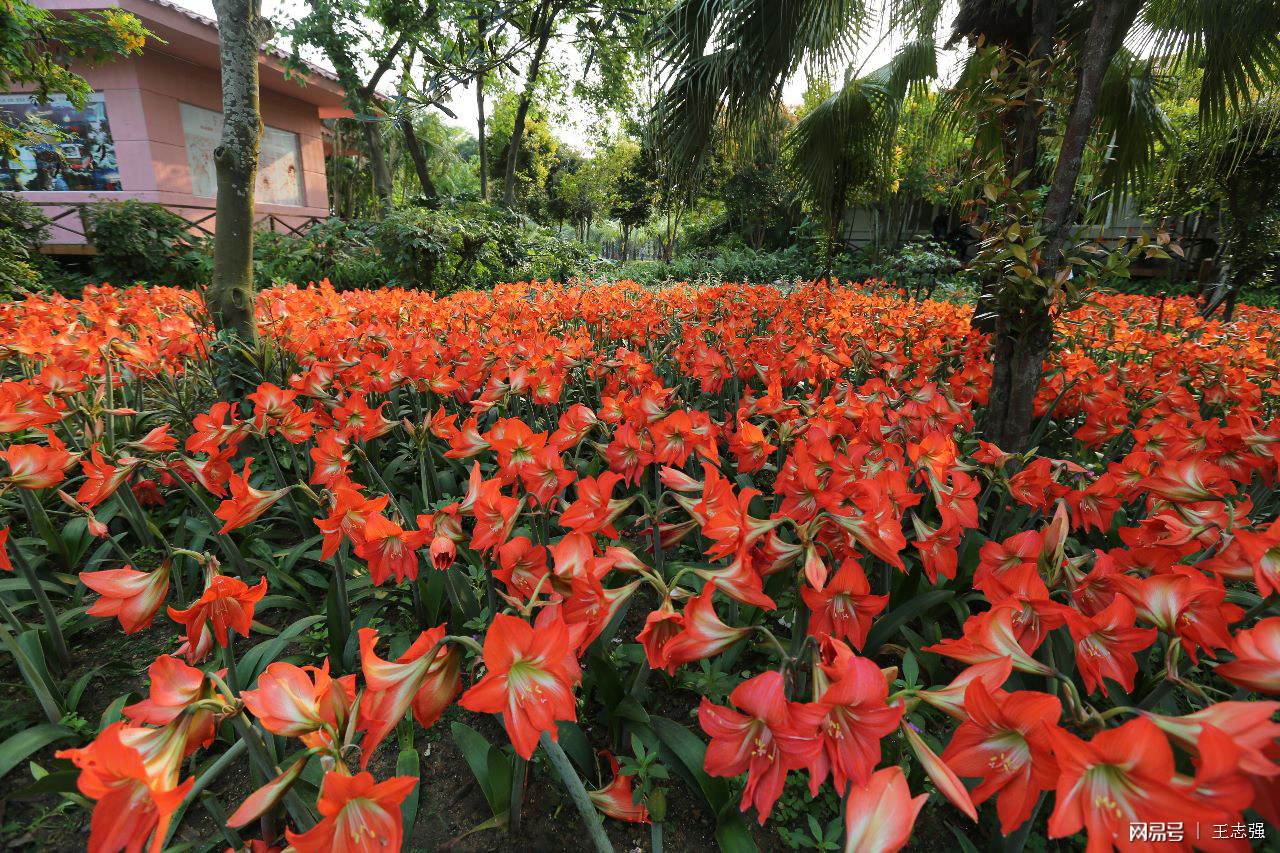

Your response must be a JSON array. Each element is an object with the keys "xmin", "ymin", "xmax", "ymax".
[
  {"xmin": 476, "ymin": 70, "xmax": 488, "ymax": 201},
  {"xmin": 363, "ymin": 121, "xmax": 394, "ymax": 214},
  {"xmin": 208, "ymin": 0, "xmax": 267, "ymax": 344},
  {"xmin": 399, "ymin": 116, "xmax": 437, "ymax": 201},
  {"xmin": 985, "ymin": 313, "xmax": 1052, "ymax": 450},
  {"xmin": 1040, "ymin": 0, "xmax": 1142, "ymax": 246},
  {"xmin": 971, "ymin": 0, "xmax": 1059, "ymax": 334},
  {"xmin": 503, "ymin": 0, "xmax": 556, "ymax": 208},
  {"xmin": 984, "ymin": 0, "xmax": 1141, "ymax": 450}
]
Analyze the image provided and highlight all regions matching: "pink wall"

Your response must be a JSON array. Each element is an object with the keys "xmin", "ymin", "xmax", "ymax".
[{"xmin": 13, "ymin": 51, "xmax": 332, "ymax": 244}]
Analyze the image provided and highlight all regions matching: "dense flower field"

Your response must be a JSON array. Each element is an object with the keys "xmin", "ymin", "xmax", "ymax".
[{"xmin": 0, "ymin": 280, "xmax": 1278, "ymax": 853}]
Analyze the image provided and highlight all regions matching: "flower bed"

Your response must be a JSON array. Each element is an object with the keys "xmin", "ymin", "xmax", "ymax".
[{"xmin": 0, "ymin": 280, "xmax": 1277, "ymax": 852}]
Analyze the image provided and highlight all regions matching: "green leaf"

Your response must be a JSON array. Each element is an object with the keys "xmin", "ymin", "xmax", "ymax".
[
  {"xmin": 902, "ymin": 650, "xmax": 919, "ymax": 686},
  {"xmin": 0, "ymin": 725, "xmax": 76, "ymax": 782},
  {"xmin": 715, "ymin": 812, "xmax": 758, "ymax": 853},
  {"xmin": 485, "ymin": 746, "xmax": 513, "ymax": 814},
  {"xmin": 450, "ymin": 722, "xmax": 502, "ymax": 815},
  {"xmin": 99, "ymin": 694, "xmax": 130, "ymax": 731},
  {"xmin": 555, "ymin": 721, "xmax": 597, "ymax": 778},
  {"xmin": 650, "ymin": 716, "xmax": 730, "ymax": 813},
  {"xmin": 948, "ymin": 824, "xmax": 984, "ymax": 853},
  {"xmin": 9, "ymin": 768, "xmax": 79, "ymax": 798},
  {"xmin": 237, "ymin": 614, "xmax": 325, "ymax": 687},
  {"xmin": 397, "ymin": 724, "xmax": 421, "ymax": 837},
  {"xmin": 64, "ymin": 666, "xmax": 103, "ymax": 713},
  {"xmin": 864, "ymin": 590, "xmax": 953, "ymax": 656}
]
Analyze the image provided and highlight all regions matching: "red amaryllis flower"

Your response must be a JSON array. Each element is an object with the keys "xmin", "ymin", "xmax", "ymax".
[
  {"xmin": 941, "ymin": 681, "xmax": 1061, "ymax": 835},
  {"xmin": 283, "ymin": 770, "xmax": 417, "ymax": 853},
  {"xmin": 315, "ymin": 484, "xmax": 388, "ymax": 559},
  {"xmin": 124, "ymin": 655, "xmax": 221, "ymax": 726},
  {"xmin": 429, "ymin": 535, "xmax": 456, "ymax": 570},
  {"xmin": 1113, "ymin": 568, "xmax": 1242, "ymax": 663},
  {"xmin": 493, "ymin": 536, "xmax": 550, "ymax": 601},
  {"xmin": 587, "ymin": 752, "xmax": 649, "ymax": 823},
  {"xmin": 308, "ymin": 429, "xmax": 351, "ymax": 488},
  {"xmin": 1, "ymin": 442, "xmax": 74, "ymax": 489},
  {"xmin": 841, "ymin": 766, "xmax": 927, "ymax": 853},
  {"xmin": 917, "ymin": 658, "xmax": 1014, "ymax": 719},
  {"xmin": 56, "ymin": 721, "xmax": 193, "ymax": 853},
  {"xmin": 699, "ymin": 670, "xmax": 822, "ymax": 823},
  {"xmin": 1215, "ymin": 617, "xmax": 1280, "ymax": 694},
  {"xmin": 354, "ymin": 513, "xmax": 425, "ymax": 585},
  {"xmin": 124, "ymin": 654, "xmax": 223, "ymax": 752},
  {"xmin": 637, "ymin": 603, "xmax": 684, "ymax": 670},
  {"xmin": 809, "ymin": 652, "xmax": 902, "ymax": 797},
  {"xmin": 469, "ymin": 480, "xmax": 522, "ymax": 553},
  {"xmin": 459, "ymin": 613, "xmax": 581, "ymax": 759},
  {"xmin": 923, "ymin": 601, "xmax": 1054, "ymax": 676},
  {"xmin": 358, "ymin": 626, "xmax": 461, "ymax": 767},
  {"xmin": 81, "ymin": 561, "xmax": 171, "ymax": 634},
  {"xmin": 1140, "ymin": 455, "xmax": 1234, "ymax": 503},
  {"xmin": 214, "ymin": 459, "xmax": 292, "ymax": 534},
  {"xmin": 1142, "ymin": 701, "xmax": 1280, "ymax": 779},
  {"xmin": 802, "ymin": 558, "xmax": 886, "ymax": 650},
  {"xmin": 131, "ymin": 478, "xmax": 164, "ymax": 507},
  {"xmin": 1047, "ymin": 717, "xmax": 1217, "ymax": 851},
  {"xmin": 131, "ymin": 424, "xmax": 177, "ymax": 453},
  {"xmin": 242, "ymin": 660, "xmax": 355, "ymax": 749},
  {"xmin": 175, "ymin": 623, "xmax": 214, "ymax": 665},
  {"xmin": 1062, "ymin": 596, "xmax": 1157, "ymax": 697},
  {"xmin": 660, "ymin": 582, "xmax": 752, "ymax": 674},
  {"xmin": 76, "ymin": 449, "xmax": 135, "ymax": 507},
  {"xmin": 728, "ymin": 419, "xmax": 776, "ymax": 473},
  {"xmin": 167, "ymin": 574, "xmax": 267, "ymax": 648},
  {"xmin": 0, "ymin": 527, "xmax": 10, "ymax": 573},
  {"xmin": 186, "ymin": 401, "xmax": 246, "ymax": 455},
  {"xmin": 1234, "ymin": 517, "xmax": 1280, "ymax": 597},
  {"xmin": 559, "ymin": 471, "xmax": 630, "ymax": 537},
  {"xmin": 177, "ymin": 446, "xmax": 236, "ymax": 497}
]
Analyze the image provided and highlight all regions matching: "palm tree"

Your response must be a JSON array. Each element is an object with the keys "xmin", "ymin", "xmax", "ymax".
[{"xmin": 649, "ymin": 0, "xmax": 1280, "ymax": 449}]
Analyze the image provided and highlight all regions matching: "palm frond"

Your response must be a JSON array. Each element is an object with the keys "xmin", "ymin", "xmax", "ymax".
[
  {"xmin": 1139, "ymin": 0, "xmax": 1280, "ymax": 126},
  {"xmin": 785, "ymin": 39, "xmax": 938, "ymax": 232},
  {"xmin": 1093, "ymin": 48, "xmax": 1172, "ymax": 198},
  {"xmin": 650, "ymin": 0, "xmax": 872, "ymax": 186}
]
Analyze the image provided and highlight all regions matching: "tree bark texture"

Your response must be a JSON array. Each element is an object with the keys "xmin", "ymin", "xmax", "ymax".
[
  {"xmin": 399, "ymin": 116, "xmax": 437, "ymax": 201},
  {"xmin": 476, "ymin": 69, "xmax": 488, "ymax": 201},
  {"xmin": 363, "ymin": 121, "xmax": 394, "ymax": 212},
  {"xmin": 503, "ymin": 0, "xmax": 556, "ymax": 208},
  {"xmin": 209, "ymin": 0, "xmax": 268, "ymax": 344},
  {"xmin": 985, "ymin": 0, "xmax": 1142, "ymax": 450}
]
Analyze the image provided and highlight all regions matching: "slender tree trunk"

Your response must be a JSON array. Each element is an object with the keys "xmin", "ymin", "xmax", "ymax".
[
  {"xmin": 399, "ymin": 117, "xmax": 437, "ymax": 201},
  {"xmin": 972, "ymin": 0, "xmax": 1059, "ymax": 334},
  {"xmin": 1041, "ymin": 1, "xmax": 1142, "ymax": 245},
  {"xmin": 476, "ymin": 70, "xmax": 488, "ymax": 201},
  {"xmin": 363, "ymin": 122, "xmax": 394, "ymax": 214},
  {"xmin": 503, "ymin": 0, "xmax": 556, "ymax": 208},
  {"xmin": 208, "ymin": 0, "xmax": 268, "ymax": 344},
  {"xmin": 984, "ymin": 0, "xmax": 1142, "ymax": 450}
]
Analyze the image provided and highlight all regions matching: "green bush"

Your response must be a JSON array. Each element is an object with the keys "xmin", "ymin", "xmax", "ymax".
[
  {"xmin": 878, "ymin": 237, "xmax": 968, "ymax": 298},
  {"xmin": 254, "ymin": 218, "xmax": 384, "ymax": 291},
  {"xmin": 82, "ymin": 200, "xmax": 210, "ymax": 285},
  {"xmin": 0, "ymin": 193, "xmax": 52, "ymax": 296},
  {"xmin": 600, "ymin": 243, "xmax": 879, "ymax": 287},
  {"xmin": 254, "ymin": 207, "xmax": 602, "ymax": 293}
]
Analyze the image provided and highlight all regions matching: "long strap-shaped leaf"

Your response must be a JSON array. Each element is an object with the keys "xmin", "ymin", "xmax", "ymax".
[{"xmin": 539, "ymin": 731, "xmax": 614, "ymax": 853}]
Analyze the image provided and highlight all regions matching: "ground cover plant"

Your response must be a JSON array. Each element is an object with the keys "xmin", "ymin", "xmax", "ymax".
[{"xmin": 0, "ymin": 279, "xmax": 1278, "ymax": 852}]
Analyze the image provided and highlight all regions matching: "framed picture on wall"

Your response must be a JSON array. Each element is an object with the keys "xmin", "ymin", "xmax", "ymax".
[
  {"xmin": 0, "ymin": 92, "xmax": 122, "ymax": 192},
  {"xmin": 179, "ymin": 102, "xmax": 305, "ymax": 206}
]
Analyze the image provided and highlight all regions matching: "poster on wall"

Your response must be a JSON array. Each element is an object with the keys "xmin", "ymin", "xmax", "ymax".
[
  {"xmin": 180, "ymin": 102, "xmax": 304, "ymax": 206},
  {"xmin": 0, "ymin": 93, "xmax": 122, "ymax": 191}
]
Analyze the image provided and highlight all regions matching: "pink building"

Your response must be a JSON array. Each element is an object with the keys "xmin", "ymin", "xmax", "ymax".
[{"xmin": 4, "ymin": 0, "xmax": 351, "ymax": 249}]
